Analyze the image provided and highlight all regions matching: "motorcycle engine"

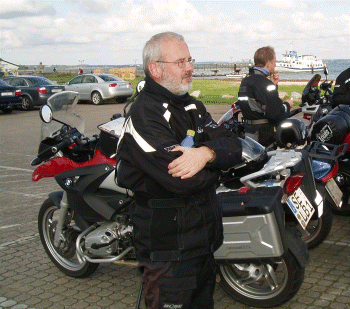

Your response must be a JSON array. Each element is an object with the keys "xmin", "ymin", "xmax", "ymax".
[{"xmin": 84, "ymin": 221, "xmax": 133, "ymax": 256}]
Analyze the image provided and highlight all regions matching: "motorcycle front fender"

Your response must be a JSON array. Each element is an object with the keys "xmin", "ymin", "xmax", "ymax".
[
  {"xmin": 48, "ymin": 191, "xmax": 64, "ymax": 208},
  {"xmin": 47, "ymin": 190, "xmax": 90, "ymax": 231}
]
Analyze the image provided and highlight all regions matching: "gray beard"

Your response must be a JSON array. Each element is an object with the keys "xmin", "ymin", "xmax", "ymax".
[{"xmin": 160, "ymin": 71, "xmax": 193, "ymax": 96}]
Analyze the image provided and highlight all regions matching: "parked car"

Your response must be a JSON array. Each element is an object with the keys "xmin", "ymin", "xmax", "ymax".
[
  {"xmin": 0, "ymin": 79, "xmax": 22, "ymax": 114},
  {"xmin": 3, "ymin": 76, "xmax": 65, "ymax": 110},
  {"xmin": 65, "ymin": 73, "xmax": 133, "ymax": 105}
]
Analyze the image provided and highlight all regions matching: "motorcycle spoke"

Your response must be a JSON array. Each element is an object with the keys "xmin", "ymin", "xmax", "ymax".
[
  {"xmin": 237, "ymin": 275, "xmax": 259, "ymax": 286},
  {"xmin": 234, "ymin": 264, "xmax": 264, "ymax": 286},
  {"xmin": 264, "ymin": 264, "xmax": 279, "ymax": 290}
]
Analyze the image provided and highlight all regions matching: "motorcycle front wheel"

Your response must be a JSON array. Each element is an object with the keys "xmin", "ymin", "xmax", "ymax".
[
  {"xmin": 38, "ymin": 198, "xmax": 99, "ymax": 278},
  {"xmin": 218, "ymin": 250, "xmax": 304, "ymax": 308}
]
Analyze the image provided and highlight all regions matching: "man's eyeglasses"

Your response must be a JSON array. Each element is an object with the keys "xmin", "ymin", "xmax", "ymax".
[{"xmin": 156, "ymin": 58, "xmax": 193, "ymax": 68}]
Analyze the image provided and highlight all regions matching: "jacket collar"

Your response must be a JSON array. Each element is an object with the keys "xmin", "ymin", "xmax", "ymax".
[{"xmin": 249, "ymin": 66, "xmax": 270, "ymax": 76}]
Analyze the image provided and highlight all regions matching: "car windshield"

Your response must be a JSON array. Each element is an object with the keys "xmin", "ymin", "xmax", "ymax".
[
  {"xmin": 27, "ymin": 77, "xmax": 57, "ymax": 86},
  {"xmin": 97, "ymin": 74, "xmax": 123, "ymax": 82}
]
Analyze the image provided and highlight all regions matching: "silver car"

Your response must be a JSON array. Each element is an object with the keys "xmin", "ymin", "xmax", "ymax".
[{"xmin": 65, "ymin": 74, "xmax": 134, "ymax": 105}]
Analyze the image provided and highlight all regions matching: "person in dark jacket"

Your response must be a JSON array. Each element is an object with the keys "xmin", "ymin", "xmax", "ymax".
[
  {"xmin": 116, "ymin": 32, "xmax": 242, "ymax": 309},
  {"xmin": 332, "ymin": 67, "xmax": 350, "ymax": 107},
  {"xmin": 237, "ymin": 46, "xmax": 294, "ymax": 147}
]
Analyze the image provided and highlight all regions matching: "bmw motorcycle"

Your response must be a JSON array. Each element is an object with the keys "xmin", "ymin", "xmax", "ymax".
[
  {"xmin": 299, "ymin": 68, "xmax": 350, "ymax": 215},
  {"xmin": 32, "ymin": 90, "xmax": 309, "ymax": 308},
  {"xmin": 218, "ymin": 96, "xmax": 347, "ymax": 249}
]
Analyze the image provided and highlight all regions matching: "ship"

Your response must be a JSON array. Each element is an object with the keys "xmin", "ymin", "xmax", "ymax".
[{"xmin": 275, "ymin": 50, "xmax": 325, "ymax": 72}]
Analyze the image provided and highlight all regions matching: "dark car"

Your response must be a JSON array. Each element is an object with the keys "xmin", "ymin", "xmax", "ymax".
[
  {"xmin": 3, "ymin": 76, "xmax": 65, "ymax": 110},
  {"xmin": 0, "ymin": 79, "xmax": 22, "ymax": 114}
]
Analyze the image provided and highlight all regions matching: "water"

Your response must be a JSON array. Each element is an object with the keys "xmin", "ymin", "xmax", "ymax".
[{"xmin": 193, "ymin": 59, "xmax": 349, "ymax": 80}]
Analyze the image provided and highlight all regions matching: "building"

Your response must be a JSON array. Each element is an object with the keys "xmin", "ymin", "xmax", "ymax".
[{"xmin": 0, "ymin": 58, "xmax": 19, "ymax": 76}]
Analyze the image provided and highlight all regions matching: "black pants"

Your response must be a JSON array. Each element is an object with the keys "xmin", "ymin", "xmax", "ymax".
[
  {"xmin": 139, "ymin": 254, "xmax": 216, "ymax": 309},
  {"xmin": 244, "ymin": 123, "xmax": 276, "ymax": 147}
]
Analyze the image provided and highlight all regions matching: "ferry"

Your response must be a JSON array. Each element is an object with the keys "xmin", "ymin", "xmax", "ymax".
[
  {"xmin": 275, "ymin": 50, "xmax": 325, "ymax": 72},
  {"xmin": 226, "ymin": 72, "xmax": 247, "ymax": 79}
]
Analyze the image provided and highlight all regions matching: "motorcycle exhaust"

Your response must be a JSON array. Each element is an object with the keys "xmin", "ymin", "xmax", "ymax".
[{"xmin": 112, "ymin": 259, "xmax": 138, "ymax": 268}]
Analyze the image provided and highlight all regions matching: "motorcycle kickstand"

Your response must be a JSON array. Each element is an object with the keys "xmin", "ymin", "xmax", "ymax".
[{"xmin": 135, "ymin": 280, "xmax": 143, "ymax": 309}]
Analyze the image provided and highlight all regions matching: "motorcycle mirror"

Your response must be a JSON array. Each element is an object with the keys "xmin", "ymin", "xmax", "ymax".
[
  {"xmin": 123, "ymin": 79, "xmax": 146, "ymax": 117},
  {"xmin": 136, "ymin": 80, "xmax": 145, "ymax": 93},
  {"xmin": 40, "ymin": 105, "xmax": 53, "ymax": 123}
]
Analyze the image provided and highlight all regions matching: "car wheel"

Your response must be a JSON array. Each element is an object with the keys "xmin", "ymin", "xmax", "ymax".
[
  {"xmin": 22, "ymin": 96, "xmax": 34, "ymax": 111},
  {"xmin": 116, "ymin": 97, "xmax": 128, "ymax": 103},
  {"xmin": 91, "ymin": 92, "xmax": 103, "ymax": 105}
]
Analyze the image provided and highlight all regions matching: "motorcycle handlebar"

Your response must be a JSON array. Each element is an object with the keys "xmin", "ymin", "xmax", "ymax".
[
  {"xmin": 31, "ymin": 134, "xmax": 99, "ymax": 166},
  {"xmin": 289, "ymin": 107, "xmax": 302, "ymax": 117},
  {"xmin": 31, "ymin": 138, "xmax": 72, "ymax": 166}
]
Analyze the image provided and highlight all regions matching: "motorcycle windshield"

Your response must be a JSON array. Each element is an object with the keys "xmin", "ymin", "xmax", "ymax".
[
  {"xmin": 240, "ymin": 136, "xmax": 266, "ymax": 162},
  {"xmin": 40, "ymin": 91, "xmax": 85, "ymax": 140},
  {"xmin": 217, "ymin": 108, "xmax": 233, "ymax": 126}
]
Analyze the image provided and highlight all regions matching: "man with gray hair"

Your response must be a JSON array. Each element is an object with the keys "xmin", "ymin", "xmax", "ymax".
[{"xmin": 116, "ymin": 32, "xmax": 242, "ymax": 308}]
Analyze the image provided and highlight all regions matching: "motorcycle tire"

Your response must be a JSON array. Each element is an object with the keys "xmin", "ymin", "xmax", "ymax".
[
  {"xmin": 38, "ymin": 198, "xmax": 99, "ymax": 278},
  {"xmin": 295, "ymin": 203, "xmax": 333, "ymax": 249},
  {"xmin": 218, "ymin": 250, "xmax": 304, "ymax": 308}
]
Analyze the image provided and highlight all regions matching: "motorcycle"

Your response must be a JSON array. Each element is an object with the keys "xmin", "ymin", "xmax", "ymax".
[
  {"xmin": 299, "ymin": 67, "xmax": 334, "ymax": 126},
  {"xmin": 217, "ymin": 97, "xmax": 347, "ymax": 249},
  {"xmin": 299, "ymin": 69, "xmax": 350, "ymax": 215},
  {"xmin": 32, "ymin": 90, "xmax": 308, "ymax": 308}
]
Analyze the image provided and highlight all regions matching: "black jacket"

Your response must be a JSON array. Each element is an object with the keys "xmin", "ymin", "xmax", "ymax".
[
  {"xmin": 332, "ymin": 67, "xmax": 350, "ymax": 107},
  {"xmin": 237, "ymin": 67, "xmax": 291, "ymax": 146},
  {"xmin": 116, "ymin": 76, "xmax": 242, "ymax": 262}
]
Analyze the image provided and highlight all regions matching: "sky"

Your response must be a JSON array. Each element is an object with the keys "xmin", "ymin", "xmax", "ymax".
[{"xmin": 0, "ymin": 0, "xmax": 349, "ymax": 67}]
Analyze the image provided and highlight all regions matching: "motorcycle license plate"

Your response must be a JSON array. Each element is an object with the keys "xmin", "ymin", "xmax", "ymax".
[
  {"xmin": 287, "ymin": 188, "xmax": 315, "ymax": 230},
  {"xmin": 325, "ymin": 178, "xmax": 343, "ymax": 208}
]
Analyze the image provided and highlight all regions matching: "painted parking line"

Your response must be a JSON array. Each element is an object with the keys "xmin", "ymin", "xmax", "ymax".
[
  {"xmin": 0, "ymin": 221, "xmax": 37, "ymax": 230},
  {"xmin": 323, "ymin": 240, "xmax": 350, "ymax": 247},
  {"xmin": 0, "ymin": 234, "xmax": 39, "ymax": 249},
  {"xmin": 0, "ymin": 224, "xmax": 22, "ymax": 229},
  {"xmin": 0, "ymin": 166, "xmax": 33, "ymax": 172},
  {"xmin": 0, "ymin": 188, "xmax": 49, "ymax": 198}
]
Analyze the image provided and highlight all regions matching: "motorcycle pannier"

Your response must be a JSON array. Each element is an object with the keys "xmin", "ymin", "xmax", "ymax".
[
  {"xmin": 98, "ymin": 117, "xmax": 125, "ymax": 157},
  {"xmin": 214, "ymin": 186, "xmax": 285, "ymax": 260}
]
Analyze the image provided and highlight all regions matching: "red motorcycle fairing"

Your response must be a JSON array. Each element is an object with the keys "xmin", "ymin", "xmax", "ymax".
[
  {"xmin": 344, "ymin": 132, "xmax": 350, "ymax": 152},
  {"xmin": 32, "ymin": 149, "xmax": 116, "ymax": 182}
]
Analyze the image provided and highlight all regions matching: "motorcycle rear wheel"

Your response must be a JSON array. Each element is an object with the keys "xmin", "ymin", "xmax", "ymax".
[
  {"xmin": 38, "ymin": 198, "xmax": 99, "ymax": 278},
  {"xmin": 218, "ymin": 250, "xmax": 304, "ymax": 308}
]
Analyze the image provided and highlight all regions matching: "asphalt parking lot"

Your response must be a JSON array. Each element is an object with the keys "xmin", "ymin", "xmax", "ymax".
[{"xmin": 0, "ymin": 103, "xmax": 349, "ymax": 309}]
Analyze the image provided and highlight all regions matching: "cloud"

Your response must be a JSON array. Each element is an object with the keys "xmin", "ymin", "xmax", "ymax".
[
  {"xmin": 0, "ymin": 0, "xmax": 56, "ymax": 19},
  {"xmin": 0, "ymin": 0, "xmax": 349, "ymax": 65},
  {"xmin": 263, "ymin": 0, "xmax": 307, "ymax": 10},
  {"xmin": 68, "ymin": 0, "xmax": 113, "ymax": 13}
]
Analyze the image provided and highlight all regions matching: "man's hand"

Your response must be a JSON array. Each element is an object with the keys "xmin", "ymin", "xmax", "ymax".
[
  {"xmin": 270, "ymin": 71, "xmax": 280, "ymax": 85},
  {"xmin": 285, "ymin": 95, "xmax": 295, "ymax": 108},
  {"xmin": 168, "ymin": 146, "xmax": 215, "ymax": 179}
]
